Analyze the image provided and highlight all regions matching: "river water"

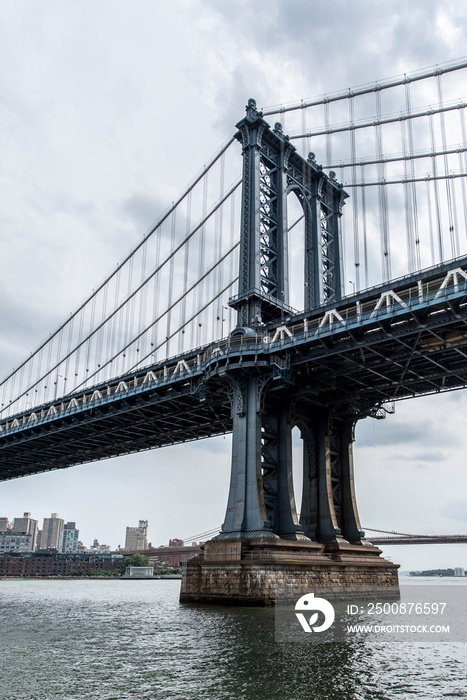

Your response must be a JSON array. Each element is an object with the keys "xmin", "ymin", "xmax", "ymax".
[{"xmin": 0, "ymin": 577, "xmax": 466, "ymax": 699}]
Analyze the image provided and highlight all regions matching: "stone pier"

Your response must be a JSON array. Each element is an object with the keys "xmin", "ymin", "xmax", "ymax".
[{"xmin": 180, "ymin": 539, "xmax": 399, "ymax": 606}]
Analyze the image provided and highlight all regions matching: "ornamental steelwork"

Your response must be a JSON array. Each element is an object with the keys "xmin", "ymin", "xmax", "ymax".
[{"xmin": 230, "ymin": 98, "xmax": 347, "ymax": 329}]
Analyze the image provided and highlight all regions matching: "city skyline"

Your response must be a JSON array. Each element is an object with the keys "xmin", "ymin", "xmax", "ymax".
[
  {"xmin": 1, "ymin": 1, "xmax": 467, "ymax": 572},
  {"xmin": 0, "ymin": 510, "xmax": 184, "ymax": 551}
]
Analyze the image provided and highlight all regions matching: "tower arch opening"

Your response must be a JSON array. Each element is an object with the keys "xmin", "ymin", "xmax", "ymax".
[{"xmin": 287, "ymin": 191, "xmax": 306, "ymax": 312}]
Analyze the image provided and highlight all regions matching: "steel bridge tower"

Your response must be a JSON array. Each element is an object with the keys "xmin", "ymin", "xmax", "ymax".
[{"xmin": 181, "ymin": 101, "xmax": 398, "ymax": 604}]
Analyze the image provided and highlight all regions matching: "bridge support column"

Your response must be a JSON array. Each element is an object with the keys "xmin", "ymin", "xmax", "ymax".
[
  {"xmin": 218, "ymin": 375, "xmax": 275, "ymax": 539},
  {"xmin": 217, "ymin": 376, "xmax": 306, "ymax": 540},
  {"xmin": 298, "ymin": 409, "xmax": 365, "ymax": 544},
  {"xmin": 181, "ymin": 392, "xmax": 398, "ymax": 605}
]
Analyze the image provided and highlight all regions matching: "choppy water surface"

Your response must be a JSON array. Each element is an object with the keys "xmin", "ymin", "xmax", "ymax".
[{"xmin": 0, "ymin": 577, "xmax": 466, "ymax": 700}]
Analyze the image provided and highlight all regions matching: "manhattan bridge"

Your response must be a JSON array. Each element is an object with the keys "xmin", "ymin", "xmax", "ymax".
[{"xmin": 2, "ymin": 59, "xmax": 467, "ymax": 550}]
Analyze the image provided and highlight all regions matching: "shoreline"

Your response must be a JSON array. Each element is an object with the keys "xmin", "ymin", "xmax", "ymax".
[{"xmin": 0, "ymin": 575, "xmax": 182, "ymax": 581}]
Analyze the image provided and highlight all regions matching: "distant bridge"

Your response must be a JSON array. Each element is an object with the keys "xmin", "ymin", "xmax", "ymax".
[{"xmin": 365, "ymin": 529, "xmax": 467, "ymax": 545}]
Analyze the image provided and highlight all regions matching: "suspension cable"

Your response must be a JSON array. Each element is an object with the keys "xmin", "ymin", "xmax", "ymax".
[
  {"xmin": 262, "ymin": 57, "xmax": 467, "ymax": 115},
  {"xmin": 0, "ymin": 135, "xmax": 237, "ymax": 389}
]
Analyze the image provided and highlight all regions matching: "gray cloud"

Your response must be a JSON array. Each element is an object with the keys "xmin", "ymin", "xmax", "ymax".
[
  {"xmin": 120, "ymin": 193, "xmax": 170, "ymax": 233},
  {"xmin": 396, "ymin": 450, "xmax": 448, "ymax": 463},
  {"xmin": 356, "ymin": 415, "xmax": 456, "ymax": 449},
  {"xmin": 440, "ymin": 495, "xmax": 467, "ymax": 522}
]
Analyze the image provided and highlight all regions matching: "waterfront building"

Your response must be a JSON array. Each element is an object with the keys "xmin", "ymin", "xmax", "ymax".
[
  {"xmin": 454, "ymin": 567, "xmax": 465, "ymax": 576},
  {"xmin": 125, "ymin": 520, "xmax": 148, "ymax": 550},
  {"xmin": 12, "ymin": 513, "xmax": 38, "ymax": 551},
  {"xmin": 0, "ymin": 550, "xmax": 124, "ymax": 577},
  {"xmin": 0, "ymin": 531, "xmax": 34, "ymax": 553},
  {"xmin": 40, "ymin": 513, "xmax": 64, "ymax": 550},
  {"xmin": 60, "ymin": 522, "xmax": 79, "ymax": 553}
]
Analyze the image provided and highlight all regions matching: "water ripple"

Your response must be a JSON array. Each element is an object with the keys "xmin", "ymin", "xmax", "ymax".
[{"xmin": 0, "ymin": 579, "xmax": 465, "ymax": 699}]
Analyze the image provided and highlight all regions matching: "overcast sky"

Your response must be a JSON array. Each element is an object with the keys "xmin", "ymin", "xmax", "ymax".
[{"xmin": 1, "ymin": 0, "xmax": 467, "ymax": 571}]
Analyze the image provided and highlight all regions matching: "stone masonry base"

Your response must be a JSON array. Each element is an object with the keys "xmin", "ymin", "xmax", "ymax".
[{"xmin": 180, "ymin": 539, "xmax": 400, "ymax": 606}]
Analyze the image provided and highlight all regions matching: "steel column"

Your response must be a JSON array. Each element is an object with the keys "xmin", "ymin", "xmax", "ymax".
[
  {"xmin": 218, "ymin": 375, "xmax": 275, "ymax": 539},
  {"xmin": 298, "ymin": 409, "xmax": 364, "ymax": 544}
]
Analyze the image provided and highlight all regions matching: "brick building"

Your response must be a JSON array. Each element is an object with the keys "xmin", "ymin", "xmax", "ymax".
[{"xmin": 0, "ymin": 550, "xmax": 124, "ymax": 577}]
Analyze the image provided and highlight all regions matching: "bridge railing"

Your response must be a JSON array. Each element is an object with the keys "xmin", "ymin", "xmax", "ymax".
[{"xmin": 2, "ymin": 257, "xmax": 467, "ymax": 437}]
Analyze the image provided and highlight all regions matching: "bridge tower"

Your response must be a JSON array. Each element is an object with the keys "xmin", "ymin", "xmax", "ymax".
[
  {"xmin": 219, "ymin": 99, "xmax": 355, "ymax": 544},
  {"xmin": 182, "ymin": 100, "xmax": 400, "ymax": 604}
]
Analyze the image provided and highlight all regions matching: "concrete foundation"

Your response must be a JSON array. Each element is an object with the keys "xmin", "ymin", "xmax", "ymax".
[{"xmin": 180, "ymin": 539, "xmax": 399, "ymax": 606}]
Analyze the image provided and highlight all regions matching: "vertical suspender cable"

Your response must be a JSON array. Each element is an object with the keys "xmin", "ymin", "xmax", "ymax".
[
  {"xmin": 375, "ymin": 89, "xmax": 391, "ymax": 281},
  {"xmin": 428, "ymin": 110, "xmax": 444, "ymax": 261},
  {"xmin": 74, "ymin": 305, "xmax": 85, "ymax": 390},
  {"xmin": 179, "ymin": 192, "xmax": 192, "ymax": 354},
  {"xmin": 405, "ymin": 79, "xmax": 421, "ymax": 270},
  {"xmin": 301, "ymin": 100, "xmax": 307, "ymax": 159},
  {"xmin": 137, "ymin": 238, "xmax": 149, "ymax": 367},
  {"xmin": 122, "ymin": 255, "xmax": 134, "ymax": 374},
  {"xmin": 426, "ymin": 179, "xmax": 436, "ymax": 265},
  {"xmin": 35, "ymin": 347, "xmax": 43, "ymax": 408},
  {"xmin": 83, "ymin": 294, "xmax": 97, "ymax": 388},
  {"xmin": 349, "ymin": 94, "xmax": 360, "ymax": 290},
  {"xmin": 459, "ymin": 107, "xmax": 467, "ymax": 247},
  {"xmin": 95, "ymin": 284, "xmax": 107, "ymax": 381},
  {"xmin": 400, "ymin": 116, "xmax": 415, "ymax": 271},
  {"xmin": 152, "ymin": 225, "xmax": 162, "ymax": 360},
  {"xmin": 165, "ymin": 209, "xmax": 177, "ymax": 359},
  {"xmin": 451, "ymin": 170, "xmax": 460, "ymax": 256},
  {"xmin": 437, "ymin": 72, "xmax": 458, "ymax": 257},
  {"xmin": 360, "ymin": 167, "xmax": 369, "ymax": 289},
  {"xmin": 54, "ymin": 326, "xmax": 64, "ymax": 399},
  {"xmin": 324, "ymin": 98, "xmax": 331, "ymax": 167},
  {"xmin": 215, "ymin": 153, "xmax": 226, "ymax": 339},
  {"xmin": 63, "ymin": 315, "xmax": 74, "ymax": 391},
  {"xmin": 197, "ymin": 171, "xmax": 208, "ymax": 347},
  {"xmin": 229, "ymin": 187, "xmax": 237, "ymax": 333},
  {"xmin": 107, "ymin": 272, "xmax": 120, "ymax": 378}
]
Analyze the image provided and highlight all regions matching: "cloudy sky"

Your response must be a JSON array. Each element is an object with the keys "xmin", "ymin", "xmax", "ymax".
[{"xmin": 1, "ymin": 0, "xmax": 467, "ymax": 571}]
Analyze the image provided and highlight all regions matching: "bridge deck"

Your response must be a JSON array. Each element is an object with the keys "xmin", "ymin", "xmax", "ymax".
[{"xmin": 2, "ymin": 256, "xmax": 467, "ymax": 480}]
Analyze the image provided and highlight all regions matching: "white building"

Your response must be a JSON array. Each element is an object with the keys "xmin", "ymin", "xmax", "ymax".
[
  {"xmin": 125, "ymin": 566, "xmax": 154, "ymax": 577},
  {"xmin": 60, "ymin": 522, "xmax": 79, "ymax": 553}
]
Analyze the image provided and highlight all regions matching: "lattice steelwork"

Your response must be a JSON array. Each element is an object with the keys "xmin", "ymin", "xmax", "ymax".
[
  {"xmin": 231, "ymin": 99, "xmax": 345, "ymax": 329},
  {"xmin": 259, "ymin": 158, "xmax": 279, "ymax": 297},
  {"xmin": 319, "ymin": 177, "xmax": 339, "ymax": 305}
]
